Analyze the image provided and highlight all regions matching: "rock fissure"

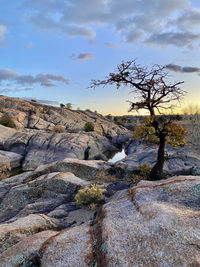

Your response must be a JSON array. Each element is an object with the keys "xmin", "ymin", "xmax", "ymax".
[{"xmin": 89, "ymin": 208, "xmax": 108, "ymax": 267}]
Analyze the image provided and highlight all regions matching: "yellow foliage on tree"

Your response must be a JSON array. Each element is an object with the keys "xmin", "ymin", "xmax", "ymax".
[{"xmin": 133, "ymin": 116, "xmax": 188, "ymax": 148}]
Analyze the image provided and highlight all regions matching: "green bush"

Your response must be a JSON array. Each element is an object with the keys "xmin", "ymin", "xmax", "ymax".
[
  {"xmin": 84, "ymin": 121, "xmax": 94, "ymax": 132},
  {"xmin": 31, "ymin": 99, "xmax": 37, "ymax": 103},
  {"xmin": 138, "ymin": 163, "xmax": 152, "ymax": 179},
  {"xmin": 75, "ymin": 184, "xmax": 106, "ymax": 210},
  {"xmin": 0, "ymin": 115, "xmax": 16, "ymax": 128}
]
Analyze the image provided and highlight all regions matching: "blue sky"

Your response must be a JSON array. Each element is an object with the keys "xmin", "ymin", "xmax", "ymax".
[{"xmin": 0, "ymin": 0, "xmax": 200, "ymax": 115}]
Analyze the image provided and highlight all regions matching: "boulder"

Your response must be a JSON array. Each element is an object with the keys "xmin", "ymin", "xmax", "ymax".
[
  {"xmin": 0, "ymin": 125, "xmax": 16, "ymax": 148},
  {"xmin": 1, "ymin": 230, "xmax": 57, "ymax": 267},
  {"xmin": 0, "ymin": 150, "xmax": 23, "ymax": 179},
  {"xmin": 3, "ymin": 130, "xmax": 118, "ymax": 170},
  {"xmin": 122, "ymin": 139, "xmax": 200, "ymax": 175},
  {"xmin": 40, "ymin": 224, "xmax": 92, "ymax": 267},
  {"xmin": 0, "ymin": 171, "xmax": 89, "ymax": 223},
  {"xmin": 98, "ymin": 176, "xmax": 200, "ymax": 266},
  {"xmin": 0, "ymin": 214, "xmax": 59, "ymax": 253},
  {"xmin": 32, "ymin": 158, "xmax": 114, "ymax": 181}
]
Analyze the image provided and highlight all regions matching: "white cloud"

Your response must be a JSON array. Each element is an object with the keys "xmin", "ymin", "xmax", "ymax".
[{"xmin": 23, "ymin": 0, "xmax": 200, "ymax": 47}]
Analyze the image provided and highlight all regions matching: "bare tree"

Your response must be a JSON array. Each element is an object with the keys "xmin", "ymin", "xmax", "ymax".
[{"xmin": 90, "ymin": 60, "xmax": 187, "ymax": 180}]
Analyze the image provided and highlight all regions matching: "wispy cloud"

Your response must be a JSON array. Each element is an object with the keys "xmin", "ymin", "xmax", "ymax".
[
  {"xmin": 166, "ymin": 63, "xmax": 200, "ymax": 73},
  {"xmin": 22, "ymin": 0, "xmax": 200, "ymax": 48},
  {"xmin": 24, "ymin": 41, "xmax": 34, "ymax": 49},
  {"xmin": 0, "ymin": 87, "xmax": 33, "ymax": 94},
  {"xmin": 0, "ymin": 68, "xmax": 69, "ymax": 88},
  {"xmin": 70, "ymin": 53, "xmax": 95, "ymax": 61},
  {"xmin": 23, "ymin": 97, "xmax": 59, "ymax": 105},
  {"xmin": 0, "ymin": 25, "xmax": 7, "ymax": 41},
  {"xmin": 104, "ymin": 42, "xmax": 119, "ymax": 49}
]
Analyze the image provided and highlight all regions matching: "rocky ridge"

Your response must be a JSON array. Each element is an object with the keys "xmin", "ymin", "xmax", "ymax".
[{"xmin": 0, "ymin": 96, "xmax": 132, "ymax": 177}]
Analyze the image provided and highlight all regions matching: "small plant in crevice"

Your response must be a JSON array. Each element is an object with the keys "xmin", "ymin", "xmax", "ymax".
[
  {"xmin": 75, "ymin": 184, "xmax": 106, "ymax": 210},
  {"xmin": 52, "ymin": 125, "xmax": 65, "ymax": 133},
  {"xmin": 138, "ymin": 163, "xmax": 152, "ymax": 180},
  {"xmin": 84, "ymin": 121, "xmax": 94, "ymax": 132}
]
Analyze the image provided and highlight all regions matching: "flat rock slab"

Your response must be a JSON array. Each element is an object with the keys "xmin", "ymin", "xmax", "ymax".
[
  {"xmin": 33, "ymin": 158, "xmax": 114, "ymax": 181},
  {"xmin": 0, "ymin": 150, "xmax": 23, "ymax": 179},
  {"xmin": 0, "ymin": 171, "xmax": 89, "ymax": 223},
  {"xmin": 100, "ymin": 176, "xmax": 200, "ymax": 266},
  {"xmin": 1, "ymin": 230, "xmax": 57, "ymax": 267},
  {"xmin": 0, "ymin": 125, "xmax": 16, "ymax": 146},
  {"xmin": 0, "ymin": 214, "xmax": 59, "ymax": 254},
  {"xmin": 40, "ymin": 224, "xmax": 92, "ymax": 267}
]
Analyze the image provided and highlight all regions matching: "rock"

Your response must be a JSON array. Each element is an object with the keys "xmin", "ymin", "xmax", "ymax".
[
  {"xmin": 105, "ymin": 181, "xmax": 131, "ymax": 197},
  {"xmin": 0, "ymin": 125, "xmax": 16, "ymax": 149},
  {"xmin": 0, "ymin": 214, "xmax": 59, "ymax": 253},
  {"xmin": 32, "ymin": 158, "xmax": 114, "ymax": 181},
  {"xmin": 98, "ymin": 176, "xmax": 200, "ymax": 266},
  {"xmin": 121, "ymin": 139, "xmax": 200, "ymax": 175},
  {"xmin": 22, "ymin": 132, "xmax": 118, "ymax": 170},
  {"xmin": 0, "ymin": 171, "xmax": 89, "ymax": 223},
  {"xmin": 192, "ymin": 166, "xmax": 200, "ymax": 175},
  {"xmin": 3, "ymin": 129, "xmax": 118, "ymax": 170},
  {"xmin": 40, "ymin": 224, "xmax": 92, "ymax": 267},
  {"xmin": 1, "ymin": 230, "xmax": 57, "ymax": 267},
  {"xmin": 0, "ymin": 150, "xmax": 23, "ymax": 179},
  {"xmin": 0, "ymin": 95, "xmax": 129, "ymax": 139}
]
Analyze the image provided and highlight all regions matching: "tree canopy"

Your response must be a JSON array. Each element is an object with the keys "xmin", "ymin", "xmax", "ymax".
[{"xmin": 90, "ymin": 60, "xmax": 187, "ymax": 180}]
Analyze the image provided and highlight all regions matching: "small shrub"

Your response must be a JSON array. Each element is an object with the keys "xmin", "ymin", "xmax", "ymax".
[
  {"xmin": 113, "ymin": 117, "xmax": 122, "ymax": 126},
  {"xmin": 84, "ymin": 121, "xmax": 94, "ymax": 132},
  {"xmin": 106, "ymin": 114, "xmax": 113, "ymax": 120},
  {"xmin": 53, "ymin": 125, "xmax": 65, "ymax": 133},
  {"xmin": 138, "ymin": 163, "xmax": 152, "ymax": 179},
  {"xmin": 31, "ymin": 99, "xmax": 37, "ymax": 103},
  {"xmin": 66, "ymin": 103, "xmax": 72, "ymax": 109},
  {"xmin": 75, "ymin": 184, "xmax": 106, "ymax": 210},
  {"xmin": 0, "ymin": 115, "xmax": 16, "ymax": 128},
  {"xmin": 60, "ymin": 103, "xmax": 65, "ymax": 108}
]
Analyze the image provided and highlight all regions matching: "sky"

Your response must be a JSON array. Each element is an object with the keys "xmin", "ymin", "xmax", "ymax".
[{"xmin": 0, "ymin": 0, "xmax": 200, "ymax": 115}]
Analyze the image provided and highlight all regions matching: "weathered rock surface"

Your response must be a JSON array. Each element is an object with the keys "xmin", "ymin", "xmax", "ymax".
[
  {"xmin": 1, "ymin": 172, "xmax": 200, "ymax": 266},
  {"xmin": 98, "ymin": 176, "xmax": 200, "ymax": 266},
  {"xmin": 0, "ymin": 171, "xmax": 89, "ymax": 224},
  {"xmin": 120, "ymin": 139, "xmax": 200, "ymax": 175},
  {"xmin": 0, "ymin": 214, "xmax": 59, "ymax": 254},
  {"xmin": 0, "ymin": 125, "xmax": 16, "ymax": 149},
  {"xmin": 1, "ymin": 230, "xmax": 57, "ymax": 267},
  {"xmin": 0, "ymin": 150, "xmax": 23, "ymax": 179},
  {"xmin": 32, "ymin": 158, "xmax": 114, "ymax": 181},
  {"xmin": 2, "ymin": 127, "xmax": 120, "ymax": 171},
  {"xmin": 40, "ymin": 224, "xmax": 92, "ymax": 267},
  {"xmin": 0, "ymin": 95, "xmax": 129, "ymax": 140}
]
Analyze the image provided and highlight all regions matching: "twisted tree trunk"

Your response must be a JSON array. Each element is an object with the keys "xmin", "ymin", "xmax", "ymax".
[{"xmin": 149, "ymin": 133, "xmax": 166, "ymax": 180}]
